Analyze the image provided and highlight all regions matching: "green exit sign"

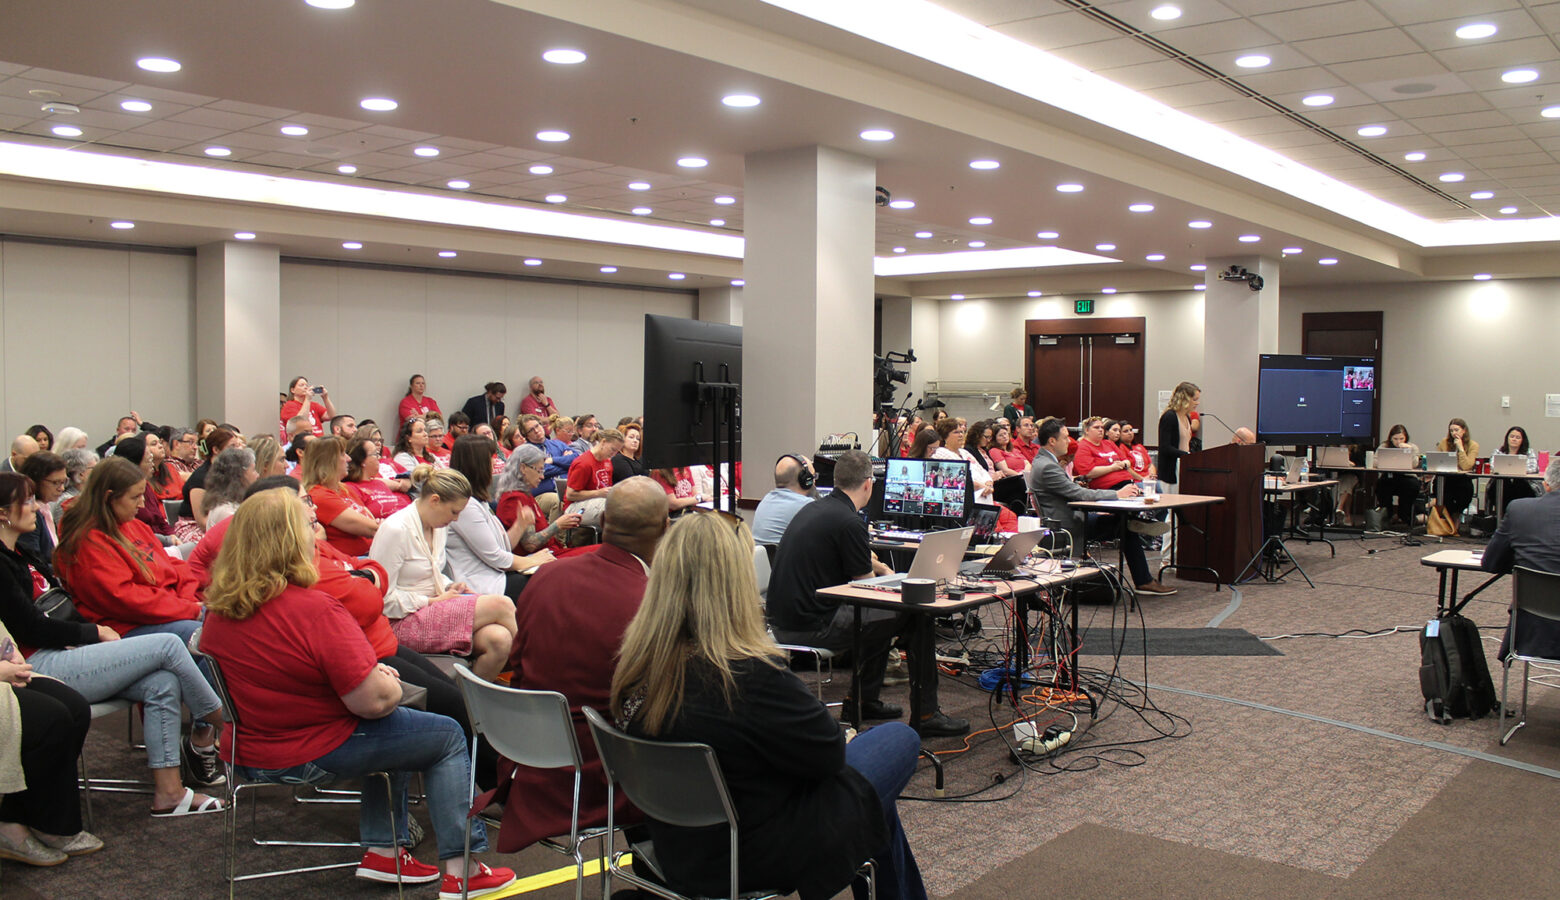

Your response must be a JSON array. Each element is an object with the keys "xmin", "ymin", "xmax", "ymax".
[{"xmin": 1075, "ymin": 298, "xmax": 1094, "ymax": 315}]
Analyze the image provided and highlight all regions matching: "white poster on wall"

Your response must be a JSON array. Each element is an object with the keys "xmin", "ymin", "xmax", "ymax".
[
  {"xmin": 1547, "ymin": 394, "xmax": 1560, "ymax": 418},
  {"xmin": 1158, "ymin": 390, "xmax": 1172, "ymax": 410}
]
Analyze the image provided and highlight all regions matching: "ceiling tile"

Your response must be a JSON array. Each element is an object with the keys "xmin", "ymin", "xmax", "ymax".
[
  {"xmin": 206, "ymin": 98, "xmax": 297, "ymax": 119},
  {"xmin": 1292, "ymin": 29, "xmax": 1422, "ymax": 65},
  {"xmin": 1432, "ymin": 36, "xmax": 1558, "ymax": 72},
  {"xmin": 129, "ymin": 120, "xmax": 226, "ymax": 141},
  {"xmin": 1152, "ymin": 19, "xmax": 1283, "ymax": 55},
  {"xmin": 167, "ymin": 107, "xmax": 271, "ymax": 130},
  {"xmin": 1468, "ymin": 152, "xmax": 1554, "ymax": 168},
  {"xmin": 990, "ymin": 12, "xmax": 1124, "ymax": 51},
  {"xmin": 1401, "ymin": 11, "xmax": 1544, "ymax": 51},
  {"xmin": 1250, "ymin": 2, "xmax": 1393, "ymax": 41},
  {"xmin": 1383, "ymin": 93, "xmax": 1493, "ymax": 117},
  {"xmin": 1238, "ymin": 65, "xmax": 1343, "ymax": 95},
  {"xmin": 1326, "ymin": 53, "xmax": 1448, "ymax": 83},
  {"xmin": 1093, "ymin": 59, "xmax": 1208, "ymax": 91},
  {"xmin": 17, "ymin": 67, "xmax": 127, "ymax": 93},
  {"xmin": 1438, "ymin": 125, "xmax": 1532, "ymax": 145},
  {"xmin": 1049, "ymin": 37, "xmax": 1173, "ymax": 70},
  {"xmin": 100, "ymin": 131, "xmax": 185, "ymax": 152},
  {"xmin": 359, "ymin": 123, "xmax": 440, "ymax": 142},
  {"xmin": 243, "ymin": 151, "xmax": 327, "ymax": 169},
  {"xmin": 1144, "ymin": 81, "xmax": 1248, "ymax": 107},
  {"xmin": 1412, "ymin": 110, "xmax": 1517, "ymax": 131}
]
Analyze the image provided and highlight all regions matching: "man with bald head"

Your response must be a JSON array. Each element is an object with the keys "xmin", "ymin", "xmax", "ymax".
[
  {"xmin": 752, "ymin": 453, "xmax": 817, "ymax": 545},
  {"xmin": 2, "ymin": 434, "xmax": 39, "ymax": 474},
  {"xmin": 487, "ymin": 475, "xmax": 670, "ymax": 851},
  {"xmin": 1231, "ymin": 427, "xmax": 1257, "ymax": 446}
]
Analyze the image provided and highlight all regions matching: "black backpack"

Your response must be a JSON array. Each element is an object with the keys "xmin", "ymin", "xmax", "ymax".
[{"xmin": 1418, "ymin": 614, "xmax": 1498, "ymax": 724}]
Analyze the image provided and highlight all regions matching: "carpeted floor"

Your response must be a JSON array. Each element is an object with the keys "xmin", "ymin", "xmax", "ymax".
[{"xmin": 5, "ymin": 530, "xmax": 1558, "ymax": 899}]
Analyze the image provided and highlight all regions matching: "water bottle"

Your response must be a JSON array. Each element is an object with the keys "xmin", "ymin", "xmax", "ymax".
[{"xmin": 1299, "ymin": 458, "xmax": 1310, "ymax": 481}]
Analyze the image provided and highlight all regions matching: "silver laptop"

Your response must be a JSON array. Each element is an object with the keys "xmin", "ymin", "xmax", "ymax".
[
  {"xmin": 1375, "ymin": 447, "xmax": 1416, "ymax": 470},
  {"xmin": 960, "ymin": 529, "xmax": 1045, "ymax": 576},
  {"xmin": 1317, "ymin": 446, "xmax": 1355, "ymax": 467},
  {"xmin": 1282, "ymin": 454, "xmax": 1306, "ymax": 484},
  {"xmin": 858, "ymin": 526, "xmax": 974, "ymax": 589},
  {"xmin": 1424, "ymin": 451, "xmax": 1459, "ymax": 473},
  {"xmin": 1490, "ymin": 453, "xmax": 1529, "ymax": 476}
]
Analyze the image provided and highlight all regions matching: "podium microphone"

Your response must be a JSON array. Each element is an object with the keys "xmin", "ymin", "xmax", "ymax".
[{"xmin": 1200, "ymin": 411, "xmax": 1238, "ymax": 437}]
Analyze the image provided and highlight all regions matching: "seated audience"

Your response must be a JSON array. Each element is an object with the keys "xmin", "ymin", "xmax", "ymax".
[
  {"xmin": 611, "ymin": 422, "xmax": 646, "ymax": 483},
  {"xmin": 368, "ymin": 467, "xmax": 517, "ymax": 680},
  {"xmin": 16, "ymin": 453, "xmax": 66, "ymax": 573},
  {"xmin": 176, "ymin": 426, "xmax": 240, "ymax": 541},
  {"xmin": 165, "ymin": 427, "xmax": 198, "ymax": 477},
  {"xmin": 149, "ymin": 431, "xmax": 188, "ymax": 501},
  {"xmin": 988, "ymin": 423, "xmax": 1028, "ymax": 478},
  {"xmin": 198, "ymin": 446, "xmax": 258, "ymax": 531},
  {"xmin": 1011, "ymin": 417, "xmax": 1040, "ymax": 463},
  {"xmin": 1118, "ymin": 422, "xmax": 1155, "ymax": 481},
  {"xmin": 344, "ymin": 437, "xmax": 413, "ymax": 519},
  {"xmin": 95, "ymin": 416, "xmax": 140, "ymax": 458},
  {"xmin": 494, "ymin": 445, "xmax": 583, "ymax": 557},
  {"xmin": 55, "ymin": 448, "xmax": 97, "ymax": 526},
  {"xmin": 652, "ymin": 466, "xmax": 704, "ymax": 514},
  {"xmin": 460, "ymin": 383, "xmax": 508, "ymax": 434},
  {"xmin": 424, "ymin": 416, "xmax": 452, "ymax": 467},
  {"xmin": 3, "ymin": 435, "xmax": 39, "ymax": 475},
  {"xmin": 518, "ymin": 415, "xmax": 572, "ymax": 516},
  {"xmin": 752, "ymin": 454, "xmax": 817, "ymax": 545},
  {"xmin": 393, "ymin": 418, "xmax": 437, "ymax": 472},
  {"xmin": 399, "ymin": 374, "xmax": 441, "ymax": 431},
  {"xmin": 110, "ymin": 436, "xmax": 178, "ymax": 542},
  {"xmin": 248, "ymin": 434, "xmax": 286, "ymax": 479},
  {"xmin": 302, "ymin": 438, "xmax": 380, "ymax": 557},
  {"xmin": 278, "ymin": 376, "xmax": 334, "ymax": 438},
  {"xmin": 24, "ymin": 426, "xmax": 52, "ymax": 454},
  {"xmin": 442, "ymin": 411, "xmax": 470, "ymax": 451},
  {"xmin": 445, "ymin": 436, "xmax": 555, "ymax": 601},
  {"xmin": 963, "ymin": 420, "xmax": 1001, "ymax": 505},
  {"xmin": 200, "ymin": 489, "xmax": 516, "ymax": 896},
  {"xmin": 613, "ymin": 510, "xmax": 926, "ymax": 900},
  {"xmin": 1073, "ymin": 417, "xmax": 1134, "ymax": 490},
  {"xmin": 330, "ymin": 415, "xmax": 358, "ymax": 441},
  {"xmin": 55, "ymin": 427, "xmax": 90, "ymax": 454},
  {"xmin": 931, "ymin": 419, "xmax": 966, "ymax": 462},
  {"xmin": 565, "ymin": 429, "xmax": 624, "ymax": 529},
  {"xmin": 906, "ymin": 428, "xmax": 941, "ymax": 460}
]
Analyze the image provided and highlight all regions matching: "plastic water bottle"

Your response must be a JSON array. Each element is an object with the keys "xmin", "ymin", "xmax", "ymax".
[{"xmin": 1299, "ymin": 458, "xmax": 1310, "ymax": 481}]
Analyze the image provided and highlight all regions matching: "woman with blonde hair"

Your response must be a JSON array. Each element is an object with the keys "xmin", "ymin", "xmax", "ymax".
[
  {"xmin": 1156, "ymin": 381, "xmax": 1200, "ymax": 491},
  {"xmin": 368, "ymin": 467, "xmax": 516, "ymax": 680},
  {"xmin": 249, "ymin": 434, "xmax": 287, "ymax": 479},
  {"xmin": 611, "ymin": 512, "xmax": 927, "ymax": 900},
  {"xmin": 200, "ymin": 488, "xmax": 515, "ymax": 896},
  {"xmin": 302, "ymin": 437, "xmax": 380, "ymax": 557}
]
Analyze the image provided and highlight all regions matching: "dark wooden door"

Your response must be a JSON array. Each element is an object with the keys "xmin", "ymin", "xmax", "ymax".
[
  {"xmin": 1029, "ymin": 335, "xmax": 1085, "ymax": 423},
  {"xmin": 1025, "ymin": 317, "xmax": 1146, "ymax": 427},
  {"xmin": 1087, "ymin": 332, "xmax": 1145, "ymax": 423}
]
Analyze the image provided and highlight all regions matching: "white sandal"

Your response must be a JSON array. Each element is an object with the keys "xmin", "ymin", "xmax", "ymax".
[{"xmin": 151, "ymin": 787, "xmax": 225, "ymax": 818}]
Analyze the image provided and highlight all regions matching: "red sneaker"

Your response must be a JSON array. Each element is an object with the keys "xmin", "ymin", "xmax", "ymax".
[
  {"xmin": 439, "ymin": 862, "xmax": 517, "ymax": 899},
  {"xmin": 355, "ymin": 847, "xmax": 441, "ymax": 884}
]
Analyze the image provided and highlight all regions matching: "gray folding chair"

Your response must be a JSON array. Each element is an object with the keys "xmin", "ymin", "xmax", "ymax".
[
  {"xmin": 581, "ymin": 706, "xmax": 873, "ymax": 900},
  {"xmin": 1499, "ymin": 566, "xmax": 1560, "ymax": 744},
  {"xmin": 451, "ymin": 667, "xmax": 609, "ymax": 900},
  {"xmin": 78, "ymin": 698, "xmax": 154, "ymax": 830}
]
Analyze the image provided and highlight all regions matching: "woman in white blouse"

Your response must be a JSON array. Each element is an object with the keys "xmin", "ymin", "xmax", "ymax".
[
  {"xmin": 950, "ymin": 419, "xmax": 997, "ymax": 505},
  {"xmin": 443, "ymin": 436, "xmax": 555, "ymax": 601},
  {"xmin": 367, "ymin": 466, "xmax": 516, "ymax": 681}
]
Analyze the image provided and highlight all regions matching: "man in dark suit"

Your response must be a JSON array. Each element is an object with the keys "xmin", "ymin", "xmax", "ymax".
[
  {"xmin": 1025, "ymin": 418, "xmax": 1175, "ymax": 596},
  {"xmin": 460, "ymin": 382, "xmax": 507, "ymax": 431},
  {"xmin": 1481, "ymin": 459, "xmax": 1560, "ymax": 659}
]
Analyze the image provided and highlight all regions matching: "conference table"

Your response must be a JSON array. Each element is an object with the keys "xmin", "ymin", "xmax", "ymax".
[
  {"xmin": 1420, "ymin": 548, "xmax": 1504, "ymax": 616},
  {"xmin": 1314, "ymin": 462, "xmax": 1543, "ymax": 528},
  {"xmin": 1236, "ymin": 478, "xmax": 1338, "ymax": 587}
]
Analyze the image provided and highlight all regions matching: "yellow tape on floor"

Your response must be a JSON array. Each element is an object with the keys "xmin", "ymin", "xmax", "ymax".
[{"xmin": 482, "ymin": 854, "xmax": 629, "ymax": 898}]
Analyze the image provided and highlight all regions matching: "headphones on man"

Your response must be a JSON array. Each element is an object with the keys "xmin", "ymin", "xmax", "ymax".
[{"xmin": 777, "ymin": 453, "xmax": 815, "ymax": 491}]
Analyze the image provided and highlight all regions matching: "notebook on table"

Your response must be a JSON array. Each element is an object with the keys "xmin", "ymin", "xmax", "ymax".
[
  {"xmin": 1375, "ymin": 447, "xmax": 1416, "ymax": 470},
  {"xmin": 857, "ymin": 526, "xmax": 974, "ymax": 590},
  {"xmin": 1424, "ymin": 451, "xmax": 1459, "ymax": 473}
]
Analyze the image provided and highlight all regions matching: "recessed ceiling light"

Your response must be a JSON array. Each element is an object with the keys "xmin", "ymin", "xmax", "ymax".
[
  {"xmin": 536, "ymin": 130, "xmax": 570, "ymax": 142},
  {"xmin": 1500, "ymin": 206, "xmax": 1519, "ymax": 214},
  {"xmin": 342, "ymin": 241, "xmax": 362, "ymax": 249},
  {"xmin": 1188, "ymin": 220, "xmax": 1212, "ymax": 229},
  {"xmin": 280, "ymin": 125, "xmax": 309, "ymax": 136},
  {"xmin": 1101, "ymin": 287, "xmax": 1118, "ymax": 294},
  {"xmin": 668, "ymin": 273, "xmax": 686, "ymax": 280},
  {"xmin": 627, "ymin": 181, "xmax": 651, "ymax": 191},
  {"xmin": 1037, "ymin": 230, "xmax": 1060, "ymax": 239},
  {"xmin": 1095, "ymin": 243, "xmax": 1116, "ymax": 251},
  {"xmin": 969, "ymin": 159, "xmax": 1000, "ymax": 170},
  {"xmin": 731, "ymin": 279, "xmax": 746, "ymax": 286},
  {"xmin": 1541, "ymin": 106, "xmax": 1560, "ymax": 118},
  {"xmin": 50, "ymin": 125, "xmax": 83, "ymax": 138},
  {"xmin": 1455, "ymin": 23, "xmax": 1497, "ymax": 40},
  {"xmin": 413, "ymin": 146, "xmax": 440, "ymax": 157},
  {"xmin": 1357, "ymin": 125, "xmax": 1387, "ymax": 137},
  {"xmin": 542, "ymin": 48, "xmax": 587, "ymax": 64},
  {"xmin": 544, "ymin": 194, "xmax": 567, "ymax": 203},
  {"xmin": 859, "ymin": 129, "xmax": 895, "ymax": 141},
  {"xmin": 1438, "ymin": 172, "xmax": 1465, "ymax": 182},
  {"xmin": 1027, "ymin": 290, "xmax": 1042, "ymax": 297},
  {"xmin": 892, "ymin": 247, "xmax": 907, "ymax": 253},
  {"xmin": 337, "ymin": 164, "xmax": 358, "ymax": 174},
  {"xmin": 120, "ymin": 99, "xmax": 153, "ymax": 112},
  {"xmin": 722, "ymin": 94, "xmax": 761, "ymax": 108},
  {"xmin": 888, "ymin": 199, "xmax": 915, "ymax": 209},
  {"xmin": 969, "ymin": 216, "xmax": 993, "ymax": 225},
  {"xmin": 1190, "ymin": 264, "xmax": 1207, "ymax": 271},
  {"xmin": 1194, "ymin": 284, "xmax": 1207, "ymax": 291},
  {"xmin": 1469, "ymin": 191, "xmax": 1494, "ymax": 200},
  {"xmin": 1502, "ymin": 69, "xmax": 1539, "ymax": 84},
  {"xmin": 529, "ymin": 165, "xmax": 554, "ymax": 175},
  {"xmin": 110, "ymin": 221, "xmax": 135, "ymax": 229},
  {"xmin": 524, "ymin": 259, "xmax": 543, "ymax": 266},
  {"xmin": 233, "ymin": 232, "xmax": 256, "ymax": 240},
  {"xmin": 1150, "ymin": 5, "xmax": 1182, "ymax": 21},
  {"xmin": 1473, "ymin": 273, "xmax": 1493, "ymax": 281},
  {"xmin": 1056, "ymin": 183, "xmax": 1084, "ymax": 193},
  {"xmin": 305, "ymin": 0, "xmax": 356, "ymax": 8},
  {"xmin": 950, "ymin": 294, "xmax": 966, "ymax": 300},
  {"xmin": 709, "ymin": 218, "xmax": 726, "ymax": 226},
  {"xmin": 438, "ymin": 250, "xmax": 457, "ymax": 258},
  {"xmin": 631, "ymin": 207, "xmax": 652, "ymax": 215},
  {"xmin": 1318, "ymin": 258, "xmax": 1338, "ymax": 265},
  {"xmin": 1404, "ymin": 151, "xmax": 1427, "ymax": 161},
  {"xmin": 677, "ymin": 157, "xmax": 708, "ymax": 168},
  {"xmin": 1146, "ymin": 253, "xmax": 1166, "ymax": 261},
  {"xmin": 1282, "ymin": 247, "xmax": 1303, "ymax": 254},
  {"xmin": 1238, "ymin": 234, "xmax": 1261, "ymax": 242},
  {"xmin": 204, "ymin": 146, "xmax": 232, "ymax": 157},
  {"xmin": 713, "ymin": 196, "xmax": 737, "ymax": 205},
  {"xmin": 446, "ymin": 179, "xmax": 470, "ymax": 190},
  {"xmin": 968, "ymin": 240, "xmax": 986, "ymax": 248},
  {"xmin": 1235, "ymin": 54, "xmax": 1271, "ymax": 69},
  {"xmin": 600, "ymin": 266, "xmax": 618, "ymax": 274},
  {"xmin": 1302, "ymin": 94, "xmax": 1335, "ymax": 107},
  {"xmin": 360, "ymin": 97, "xmax": 398, "ymax": 111},
  {"xmin": 915, "ymin": 231, "xmax": 934, "ymax": 239},
  {"xmin": 136, "ymin": 57, "xmax": 181, "ymax": 73},
  {"xmin": 1128, "ymin": 203, "xmax": 1155, "ymax": 213}
]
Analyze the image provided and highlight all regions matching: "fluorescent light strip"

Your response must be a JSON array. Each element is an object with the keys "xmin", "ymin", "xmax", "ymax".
[
  {"xmin": 0, "ymin": 141, "xmax": 745, "ymax": 258},
  {"xmin": 874, "ymin": 246, "xmax": 1115, "ymax": 277}
]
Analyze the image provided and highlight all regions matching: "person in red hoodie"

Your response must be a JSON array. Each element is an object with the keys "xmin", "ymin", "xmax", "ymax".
[{"xmin": 55, "ymin": 457, "xmax": 202, "ymax": 647}]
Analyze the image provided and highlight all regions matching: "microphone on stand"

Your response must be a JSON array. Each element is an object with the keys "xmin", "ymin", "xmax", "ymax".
[{"xmin": 1200, "ymin": 411, "xmax": 1238, "ymax": 437}]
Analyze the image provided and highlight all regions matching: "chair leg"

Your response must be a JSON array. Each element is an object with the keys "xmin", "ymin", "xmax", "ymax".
[
  {"xmin": 1502, "ymin": 660, "xmax": 1530, "ymax": 745},
  {"xmin": 77, "ymin": 753, "xmax": 95, "ymax": 832}
]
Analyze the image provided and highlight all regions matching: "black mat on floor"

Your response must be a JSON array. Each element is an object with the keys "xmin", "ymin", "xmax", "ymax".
[{"xmin": 1078, "ymin": 627, "xmax": 1282, "ymax": 657}]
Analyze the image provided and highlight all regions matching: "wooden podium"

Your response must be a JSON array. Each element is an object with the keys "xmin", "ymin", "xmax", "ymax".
[{"xmin": 1174, "ymin": 443, "xmax": 1264, "ymax": 584}]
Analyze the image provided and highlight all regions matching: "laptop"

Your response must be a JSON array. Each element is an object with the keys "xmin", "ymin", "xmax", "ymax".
[
  {"xmin": 1424, "ymin": 451, "xmax": 1459, "ymax": 473},
  {"xmin": 960, "ymin": 529, "xmax": 1046, "ymax": 577},
  {"xmin": 1375, "ymin": 447, "xmax": 1416, "ymax": 470},
  {"xmin": 1490, "ymin": 453, "xmax": 1529, "ymax": 476},
  {"xmin": 1282, "ymin": 454, "xmax": 1306, "ymax": 484},
  {"xmin": 1317, "ymin": 446, "xmax": 1355, "ymax": 467},
  {"xmin": 857, "ymin": 526, "xmax": 974, "ymax": 590}
]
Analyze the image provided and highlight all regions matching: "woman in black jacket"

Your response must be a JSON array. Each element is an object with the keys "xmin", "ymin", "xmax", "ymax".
[{"xmin": 1156, "ymin": 380, "xmax": 1201, "ymax": 490}]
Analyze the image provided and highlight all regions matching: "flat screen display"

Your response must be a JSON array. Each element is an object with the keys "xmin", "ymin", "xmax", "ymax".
[
  {"xmin": 1256, "ymin": 354, "xmax": 1377, "ymax": 445},
  {"xmin": 880, "ymin": 458, "xmax": 970, "ymax": 521}
]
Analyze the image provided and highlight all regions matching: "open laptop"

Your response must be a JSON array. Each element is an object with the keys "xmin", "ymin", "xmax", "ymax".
[
  {"xmin": 1375, "ymin": 446, "xmax": 1417, "ymax": 470},
  {"xmin": 1317, "ymin": 446, "xmax": 1355, "ymax": 467},
  {"xmin": 1490, "ymin": 453, "xmax": 1530, "ymax": 476},
  {"xmin": 857, "ymin": 526, "xmax": 974, "ymax": 590},
  {"xmin": 1424, "ymin": 451, "xmax": 1459, "ymax": 473},
  {"xmin": 1282, "ymin": 454, "xmax": 1306, "ymax": 484},
  {"xmin": 960, "ymin": 529, "xmax": 1045, "ymax": 577}
]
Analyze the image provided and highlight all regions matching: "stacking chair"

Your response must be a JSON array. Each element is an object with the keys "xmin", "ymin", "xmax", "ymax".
[
  {"xmin": 751, "ymin": 544, "xmax": 771, "ymax": 599},
  {"xmin": 452, "ymin": 667, "xmax": 609, "ymax": 900},
  {"xmin": 581, "ymin": 707, "xmax": 873, "ymax": 900},
  {"xmin": 77, "ymin": 698, "xmax": 153, "ymax": 830},
  {"xmin": 194, "ymin": 651, "xmax": 403, "ymax": 897},
  {"xmin": 1499, "ymin": 566, "xmax": 1560, "ymax": 745}
]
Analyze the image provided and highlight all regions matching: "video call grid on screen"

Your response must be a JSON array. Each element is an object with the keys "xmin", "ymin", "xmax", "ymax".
[
  {"xmin": 881, "ymin": 458, "xmax": 969, "ymax": 521},
  {"xmin": 1256, "ymin": 354, "xmax": 1376, "ymax": 444}
]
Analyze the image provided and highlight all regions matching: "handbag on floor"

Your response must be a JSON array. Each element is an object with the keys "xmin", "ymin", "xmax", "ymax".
[{"xmin": 1426, "ymin": 501, "xmax": 1457, "ymax": 537}]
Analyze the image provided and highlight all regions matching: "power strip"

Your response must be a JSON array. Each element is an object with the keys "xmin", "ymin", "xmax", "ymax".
[{"xmin": 1013, "ymin": 721, "xmax": 1073, "ymax": 754}]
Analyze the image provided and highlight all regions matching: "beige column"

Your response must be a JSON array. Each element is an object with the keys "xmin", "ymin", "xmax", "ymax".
[
  {"xmin": 195, "ymin": 241, "xmax": 281, "ymax": 435},
  {"xmin": 1201, "ymin": 256, "xmax": 1281, "ymax": 439}
]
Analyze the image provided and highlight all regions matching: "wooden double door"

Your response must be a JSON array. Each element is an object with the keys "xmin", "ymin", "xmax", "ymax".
[{"xmin": 1024, "ymin": 317, "xmax": 1145, "ymax": 427}]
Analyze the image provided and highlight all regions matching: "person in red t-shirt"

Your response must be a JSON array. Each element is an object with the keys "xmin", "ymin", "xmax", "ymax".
[
  {"xmin": 1073, "ymin": 417, "xmax": 1134, "ymax": 490},
  {"xmin": 279, "ymin": 376, "xmax": 336, "ymax": 440},
  {"xmin": 300, "ymin": 438, "xmax": 380, "ymax": 557},
  {"xmin": 518, "ymin": 375, "xmax": 559, "ymax": 429},
  {"xmin": 1116, "ymin": 421, "xmax": 1156, "ymax": 481},
  {"xmin": 494, "ymin": 444, "xmax": 585, "ymax": 556},
  {"xmin": 343, "ymin": 437, "xmax": 413, "ymax": 520},
  {"xmin": 199, "ymin": 489, "xmax": 516, "ymax": 896},
  {"xmin": 398, "ymin": 374, "xmax": 441, "ymax": 432},
  {"xmin": 564, "ymin": 429, "xmax": 625, "ymax": 528},
  {"xmin": 988, "ymin": 423, "xmax": 1029, "ymax": 478},
  {"xmin": 652, "ymin": 466, "xmax": 703, "ymax": 513}
]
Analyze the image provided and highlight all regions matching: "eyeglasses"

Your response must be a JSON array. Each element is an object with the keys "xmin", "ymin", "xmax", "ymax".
[{"xmin": 44, "ymin": 477, "xmax": 68, "ymax": 488}]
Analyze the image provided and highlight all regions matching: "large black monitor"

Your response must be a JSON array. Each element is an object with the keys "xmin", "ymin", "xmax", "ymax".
[
  {"xmin": 1256, "ymin": 354, "xmax": 1377, "ymax": 445},
  {"xmin": 641, "ymin": 315, "xmax": 742, "ymax": 477},
  {"xmin": 870, "ymin": 457, "xmax": 973, "ymax": 529}
]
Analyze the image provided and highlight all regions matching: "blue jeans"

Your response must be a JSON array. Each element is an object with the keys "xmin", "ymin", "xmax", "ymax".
[
  {"xmin": 238, "ymin": 708, "xmax": 486, "ymax": 860},
  {"xmin": 30, "ymin": 633, "xmax": 221, "ymax": 770},
  {"xmin": 845, "ymin": 722, "xmax": 927, "ymax": 900},
  {"xmin": 125, "ymin": 618, "xmax": 216, "ymax": 688}
]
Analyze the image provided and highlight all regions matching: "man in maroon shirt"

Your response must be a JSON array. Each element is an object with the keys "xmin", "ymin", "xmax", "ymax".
[
  {"xmin": 484, "ymin": 476, "xmax": 669, "ymax": 852},
  {"xmin": 1012, "ymin": 416, "xmax": 1040, "ymax": 463},
  {"xmin": 518, "ymin": 375, "xmax": 559, "ymax": 425}
]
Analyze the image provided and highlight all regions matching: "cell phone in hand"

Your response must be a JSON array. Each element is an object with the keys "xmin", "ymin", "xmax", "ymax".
[
  {"xmin": 0, "ymin": 637, "xmax": 13, "ymax": 659},
  {"xmin": 312, "ymin": 385, "xmax": 325, "ymax": 394}
]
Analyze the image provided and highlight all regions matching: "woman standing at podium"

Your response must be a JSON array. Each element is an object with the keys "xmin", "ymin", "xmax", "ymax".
[{"xmin": 1156, "ymin": 382, "xmax": 1200, "ymax": 494}]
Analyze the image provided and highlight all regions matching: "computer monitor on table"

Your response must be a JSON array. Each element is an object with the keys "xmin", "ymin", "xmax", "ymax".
[{"xmin": 870, "ymin": 457, "xmax": 973, "ymax": 531}]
